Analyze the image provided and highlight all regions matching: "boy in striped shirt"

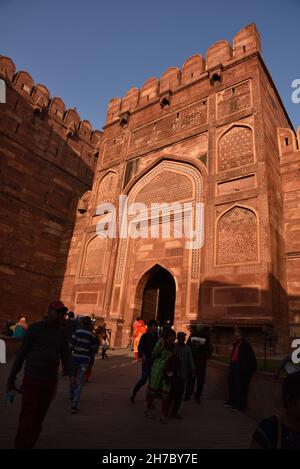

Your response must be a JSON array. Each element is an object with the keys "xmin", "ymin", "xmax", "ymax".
[{"xmin": 70, "ymin": 316, "xmax": 99, "ymax": 413}]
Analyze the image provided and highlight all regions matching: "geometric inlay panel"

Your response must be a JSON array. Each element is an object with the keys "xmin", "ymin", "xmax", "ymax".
[
  {"xmin": 81, "ymin": 236, "xmax": 107, "ymax": 277},
  {"xmin": 102, "ymin": 136, "xmax": 124, "ymax": 165},
  {"xmin": 129, "ymin": 99, "xmax": 208, "ymax": 153},
  {"xmin": 218, "ymin": 125, "xmax": 254, "ymax": 172},
  {"xmin": 216, "ymin": 206, "xmax": 258, "ymax": 265},
  {"xmin": 135, "ymin": 170, "xmax": 194, "ymax": 206},
  {"xmin": 217, "ymin": 80, "xmax": 251, "ymax": 119},
  {"xmin": 95, "ymin": 171, "xmax": 118, "ymax": 207}
]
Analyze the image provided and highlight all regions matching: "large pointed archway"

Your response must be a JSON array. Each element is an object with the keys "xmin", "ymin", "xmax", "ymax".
[
  {"xmin": 109, "ymin": 159, "xmax": 204, "ymax": 347},
  {"xmin": 140, "ymin": 265, "xmax": 176, "ymax": 326}
]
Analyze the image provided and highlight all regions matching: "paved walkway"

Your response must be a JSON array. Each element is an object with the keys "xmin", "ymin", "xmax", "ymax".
[{"xmin": 0, "ymin": 350, "xmax": 257, "ymax": 449}]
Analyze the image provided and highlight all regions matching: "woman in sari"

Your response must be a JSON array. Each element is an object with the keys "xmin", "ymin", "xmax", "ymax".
[{"xmin": 146, "ymin": 327, "xmax": 177, "ymax": 423}]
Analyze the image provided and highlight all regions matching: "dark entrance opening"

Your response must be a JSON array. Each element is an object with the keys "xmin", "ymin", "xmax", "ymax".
[{"xmin": 141, "ymin": 266, "xmax": 176, "ymax": 326}]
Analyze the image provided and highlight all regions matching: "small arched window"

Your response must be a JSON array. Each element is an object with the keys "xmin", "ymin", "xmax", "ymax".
[{"xmin": 77, "ymin": 191, "xmax": 91, "ymax": 215}]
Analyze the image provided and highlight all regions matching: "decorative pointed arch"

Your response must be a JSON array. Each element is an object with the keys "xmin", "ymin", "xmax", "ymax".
[
  {"xmin": 136, "ymin": 262, "xmax": 178, "ymax": 293},
  {"xmin": 95, "ymin": 170, "xmax": 118, "ymax": 207},
  {"xmin": 115, "ymin": 160, "xmax": 203, "ymax": 286},
  {"xmin": 80, "ymin": 234, "xmax": 108, "ymax": 277},
  {"xmin": 215, "ymin": 205, "xmax": 259, "ymax": 265},
  {"xmin": 217, "ymin": 123, "xmax": 255, "ymax": 172},
  {"xmin": 127, "ymin": 159, "xmax": 202, "ymax": 206}
]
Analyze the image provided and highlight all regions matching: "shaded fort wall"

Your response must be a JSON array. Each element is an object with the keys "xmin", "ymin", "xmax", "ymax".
[
  {"xmin": 0, "ymin": 56, "xmax": 102, "ymax": 323},
  {"xmin": 256, "ymin": 60, "xmax": 294, "ymax": 347},
  {"xmin": 278, "ymin": 127, "xmax": 300, "ymax": 337}
]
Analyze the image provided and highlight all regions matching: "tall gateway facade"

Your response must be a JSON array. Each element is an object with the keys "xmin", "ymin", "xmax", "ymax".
[
  {"xmin": 59, "ymin": 24, "xmax": 299, "ymax": 350},
  {"xmin": 1, "ymin": 24, "xmax": 299, "ymax": 351}
]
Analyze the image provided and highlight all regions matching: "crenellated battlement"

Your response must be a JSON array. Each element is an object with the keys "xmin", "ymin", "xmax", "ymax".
[
  {"xmin": 0, "ymin": 54, "xmax": 104, "ymax": 324},
  {"xmin": 0, "ymin": 55, "xmax": 102, "ymax": 147},
  {"xmin": 105, "ymin": 23, "xmax": 261, "ymax": 125},
  {"xmin": 277, "ymin": 127, "xmax": 300, "ymax": 157}
]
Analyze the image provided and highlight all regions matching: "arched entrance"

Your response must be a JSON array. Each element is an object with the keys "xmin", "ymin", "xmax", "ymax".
[
  {"xmin": 140, "ymin": 265, "xmax": 176, "ymax": 326},
  {"xmin": 109, "ymin": 159, "xmax": 204, "ymax": 347}
]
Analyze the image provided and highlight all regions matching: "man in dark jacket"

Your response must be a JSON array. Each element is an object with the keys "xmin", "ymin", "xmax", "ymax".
[
  {"xmin": 170, "ymin": 332, "xmax": 195, "ymax": 418},
  {"xmin": 185, "ymin": 325, "xmax": 212, "ymax": 403},
  {"xmin": 6, "ymin": 300, "xmax": 73, "ymax": 449},
  {"xmin": 65, "ymin": 311, "xmax": 78, "ymax": 343},
  {"xmin": 130, "ymin": 319, "xmax": 158, "ymax": 403},
  {"xmin": 224, "ymin": 329, "xmax": 257, "ymax": 411}
]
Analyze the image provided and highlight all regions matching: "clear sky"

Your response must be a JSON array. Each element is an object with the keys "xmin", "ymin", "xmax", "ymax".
[{"xmin": 0, "ymin": 0, "xmax": 299, "ymax": 130}]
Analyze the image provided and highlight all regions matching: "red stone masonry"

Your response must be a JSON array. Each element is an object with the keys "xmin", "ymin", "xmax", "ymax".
[
  {"xmin": 0, "ymin": 56, "xmax": 102, "ymax": 323},
  {"xmin": 59, "ymin": 24, "xmax": 298, "ymax": 351},
  {"xmin": 1, "ymin": 24, "xmax": 299, "ymax": 353},
  {"xmin": 278, "ymin": 127, "xmax": 300, "ymax": 337}
]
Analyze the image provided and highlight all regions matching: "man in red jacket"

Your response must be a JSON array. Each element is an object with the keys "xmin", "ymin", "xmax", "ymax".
[
  {"xmin": 224, "ymin": 329, "xmax": 257, "ymax": 411},
  {"xmin": 7, "ymin": 300, "xmax": 73, "ymax": 449}
]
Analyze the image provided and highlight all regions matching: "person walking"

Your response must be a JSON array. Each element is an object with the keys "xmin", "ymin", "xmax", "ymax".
[
  {"xmin": 85, "ymin": 325, "xmax": 100, "ymax": 382},
  {"xmin": 133, "ymin": 319, "xmax": 147, "ymax": 360},
  {"xmin": 65, "ymin": 311, "xmax": 78, "ymax": 343},
  {"xmin": 169, "ymin": 332, "xmax": 195, "ymax": 419},
  {"xmin": 62, "ymin": 311, "xmax": 79, "ymax": 376},
  {"xmin": 6, "ymin": 300, "xmax": 72, "ymax": 449},
  {"xmin": 132, "ymin": 317, "xmax": 141, "ymax": 357},
  {"xmin": 130, "ymin": 319, "xmax": 158, "ymax": 403},
  {"xmin": 224, "ymin": 329, "xmax": 257, "ymax": 411},
  {"xmin": 185, "ymin": 325, "xmax": 212, "ymax": 403},
  {"xmin": 70, "ymin": 316, "xmax": 99, "ymax": 413},
  {"xmin": 146, "ymin": 327, "xmax": 177, "ymax": 424},
  {"xmin": 250, "ymin": 372, "xmax": 300, "ymax": 449},
  {"xmin": 101, "ymin": 331, "xmax": 108, "ymax": 359},
  {"xmin": 12, "ymin": 317, "xmax": 28, "ymax": 340}
]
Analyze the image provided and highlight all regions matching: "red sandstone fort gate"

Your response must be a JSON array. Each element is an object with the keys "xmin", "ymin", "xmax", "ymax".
[{"xmin": 1, "ymin": 24, "xmax": 300, "ymax": 351}]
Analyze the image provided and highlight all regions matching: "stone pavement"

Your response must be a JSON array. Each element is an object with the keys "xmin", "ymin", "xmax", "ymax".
[{"xmin": 0, "ymin": 350, "xmax": 257, "ymax": 449}]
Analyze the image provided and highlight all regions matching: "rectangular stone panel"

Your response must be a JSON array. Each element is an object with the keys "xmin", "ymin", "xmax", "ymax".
[
  {"xmin": 217, "ymin": 174, "xmax": 256, "ymax": 195},
  {"xmin": 213, "ymin": 286, "xmax": 260, "ymax": 307},
  {"xmin": 129, "ymin": 99, "xmax": 208, "ymax": 152},
  {"xmin": 75, "ymin": 292, "xmax": 99, "ymax": 304},
  {"xmin": 165, "ymin": 247, "xmax": 184, "ymax": 257},
  {"xmin": 217, "ymin": 80, "xmax": 252, "ymax": 119},
  {"xmin": 102, "ymin": 136, "xmax": 124, "ymax": 165}
]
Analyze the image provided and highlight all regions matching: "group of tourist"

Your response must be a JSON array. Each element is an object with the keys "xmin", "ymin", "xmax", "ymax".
[
  {"xmin": 130, "ymin": 319, "xmax": 256, "ymax": 423},
  {"xmin": 129, "ymin": 318, "xmax": 300, "ymax": 448},
  {"xmin": 4, "ymin": 303, "xmax": 300, "ymax": 449},
  {"xmin": 5, "ymin": 301, "xmax": 108, "ymax": 448}
]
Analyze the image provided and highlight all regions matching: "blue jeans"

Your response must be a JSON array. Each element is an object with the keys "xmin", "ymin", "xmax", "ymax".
[{"xmin": 71, "ymin": 363, "xmax": 88, "ymax": 408}]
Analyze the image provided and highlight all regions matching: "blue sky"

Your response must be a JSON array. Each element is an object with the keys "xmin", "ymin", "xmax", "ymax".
[{"xmin": 0, "ymin": 0, "xmax": 299, "ymax": 130}]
